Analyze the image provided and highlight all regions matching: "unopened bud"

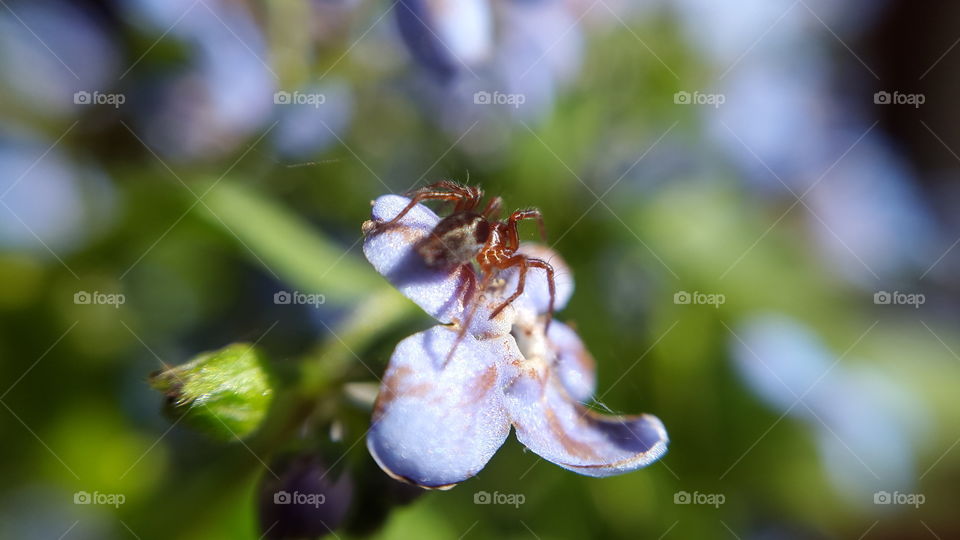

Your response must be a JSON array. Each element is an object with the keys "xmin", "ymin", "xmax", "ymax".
[{"xmin": 150, "ymin": 343, "xmax": 275, "ymax": 440}]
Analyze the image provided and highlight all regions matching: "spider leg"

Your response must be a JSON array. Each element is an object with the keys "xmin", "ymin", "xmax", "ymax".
[
  {"xmin": 412, "ymin": 181, "xmax": 479, "ymax": 205},
  {"xmin": 444, "ymin": 268, "xmax": 494, "ymax": 365},
  {"xmin": 481, "ymin": 196, "xmax": 503, "ymax": 220},
  {"xmin": 526, "ymin": 257, "xmax": 556, "ymax": 332},
  {"xmin": 405, "ymin": 180, "xmax": 473, "ymax": 198},
  {"xmin": 489, "ymin": 255, "xmax": 528, "ymax": 319},
  {"xmin": 457, "ymin": 184, "xmax": 484, "ymax": 213},
  {"xmin": 506, "ymin": 209, "xmax": 547, "ymax": 249},
  {"xmin": 382, "ymin": 191, "xmax": 464, "ymax": 227},
  {"xmin": 380, "ymin": 181, "xmax": 469, "ymax": 226},
  {"xmin": 383, "ymin": 181, "xmax": 484, "ymax": 222},
  {"xmin": 421, "ymin": 181, "xmax": 477, "ymax": 212}
]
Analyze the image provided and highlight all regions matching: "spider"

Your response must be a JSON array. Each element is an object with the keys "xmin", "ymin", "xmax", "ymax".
[{"xmin": 382, "ymin": 180, "xmax": 556, "ymax": 351}]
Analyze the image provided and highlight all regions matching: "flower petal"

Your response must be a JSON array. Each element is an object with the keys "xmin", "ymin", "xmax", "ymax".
[
  {"xmin": 367, "ymin": 326, "xmax": 520, "ymax": 489},
  {"xmin": 504, "ymin": 366, "xmax": 668, "ymax": 477},
  {"xmin": 512, "ymin": 320, "xmax": 596, "ymax": 403},
  {"xmin": 547, "ymin": 321, "xmax": 596, "ymax": 402},
  {"xmin": 362, "ymin": 195, "xmax": 515, "ymax": 337},
  {"xmin": 363, "ymin": 194, "xmax": 461, "ymax": 322}
]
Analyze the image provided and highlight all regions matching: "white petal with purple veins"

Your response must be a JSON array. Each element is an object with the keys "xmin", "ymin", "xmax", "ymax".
[
  {"xmin": 367, "ymin": 326, "xmax": 519, "ymax": 488},
  {"xmin": 363, "ymin": 195, "xmax": 532, "ymax": 337},
  {"xmin": 547, "ymin": 321, "xmax": 596, "ymax": 402},
  {"xmin": 363, "ymin": 195, "xmax": 477, "ymax": 326},
  {"xmin": 504, "ymin": 368, "xmax": 668, "ymax": 477}
]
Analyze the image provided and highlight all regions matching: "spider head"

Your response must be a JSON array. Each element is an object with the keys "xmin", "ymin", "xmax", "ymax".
[{"xmin": 416, "ymin": 212, "xmax": 491, "ymax": 269}]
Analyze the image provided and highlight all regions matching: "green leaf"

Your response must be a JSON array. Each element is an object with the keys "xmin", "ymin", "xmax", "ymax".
[{"xmin": 150, "ymin": 343, "xmax": 276, "ymax": 440}]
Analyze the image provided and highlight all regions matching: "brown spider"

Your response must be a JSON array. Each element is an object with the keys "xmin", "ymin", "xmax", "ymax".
[{"xmin": 383, "ymin": 180, "xmax": 556, "ymax": 349}]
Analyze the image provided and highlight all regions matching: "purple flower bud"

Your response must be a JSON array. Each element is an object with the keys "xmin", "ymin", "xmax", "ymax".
[{"xmin": 258, "ymin": 454, "xmax": 353, "ymax": 539}]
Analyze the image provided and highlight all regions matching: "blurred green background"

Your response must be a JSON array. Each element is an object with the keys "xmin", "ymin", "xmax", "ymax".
[{"xmin": 2, "ymin": 0, "xmax": 960, "ymax": 538}]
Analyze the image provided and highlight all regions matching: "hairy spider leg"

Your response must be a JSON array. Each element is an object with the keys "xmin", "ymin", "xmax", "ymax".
[
  {"xmin": 487, "ymin": 256, "xmax": 555, "ymax": 332},
  {"xmin": 413, "ymin": 180, "xmax": 481, "ymax": 213},
  {"xmin": 527, "ymin": 258, "xmax": 555, "ymax": 332},
  {"xmin": 453, "ymin": 184, "xmax": 484, "ymax": 213},
  {"xmin": 489, "ymin": 255, "xmax": 529, "ymax": 319},
  {"xmin": 382, "ymin": 181, "xmax": 482, "ymax": 226},
  {"xmin": 481, "ymin": 196, "xmax": 503, "ymax": 220},
  {"xmin": 506, "ymin": 209, "xmax": 547, "ymax": 247},
  {"xmin": 443, "ymin": 268, "xmax": 496, "ymax": 365},
  {"xmin": 412, "ymin": 179, "xmax": 476, "ymax": 198}
]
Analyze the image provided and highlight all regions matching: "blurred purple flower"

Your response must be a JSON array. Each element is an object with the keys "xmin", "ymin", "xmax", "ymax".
[
  {"xmin": 0, "ymin": 133, "xmax": 117, "ymax": 254},
  {"xmin": 392, "ymin": 0, "xmax": 590, "ymax": 148},
  {"xmin": 395, "ymin": 0, "xmax": 493, "ymax": 83},
  {"xmin": 361, "ymin": 194, "xmax": 668, "ymax": 489},
  {"xmin": 126, "ymin": 0, "xmax": 275, "ymax": 159},
  {"xmin": 0, "ymin": 0, "xmax": 120, "ymax": 120},
  {"xmin": 271, "ymin": 80, "xmax": 354, "ymax": 159},
  {"xmin": 730, "ymin": 314, "xmax": 930, "ymax": 504}
]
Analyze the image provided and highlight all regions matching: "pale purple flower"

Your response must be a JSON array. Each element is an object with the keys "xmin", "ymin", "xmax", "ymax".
[
  {"xmin": 730, "ymin": 314, "xmax": 929, "ymax": 503},
  {"xmin": 362, "ymin": 194, "xmax": 668, "ymax": 489}
]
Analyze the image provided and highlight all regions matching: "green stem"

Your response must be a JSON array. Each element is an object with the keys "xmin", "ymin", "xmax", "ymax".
[{"xmin": 199, "ymin": 179, "xmax": 383, "ymax": 305}]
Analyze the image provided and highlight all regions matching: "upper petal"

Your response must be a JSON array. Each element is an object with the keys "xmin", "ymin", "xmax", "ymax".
[
  {"xmin": 362, "ymin": 195, "xmax": 514, "ymax": 337},
  {"xmin": 503, "ymin": 364, "xmax": 668, "ymax": 477},
  {"xmin": 367, "ymin": 326, "xmax": 520, "ymax": 489},
  {"xmin": 363, "ymin": 195, "xmax": 466, "ymax": 324}
]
